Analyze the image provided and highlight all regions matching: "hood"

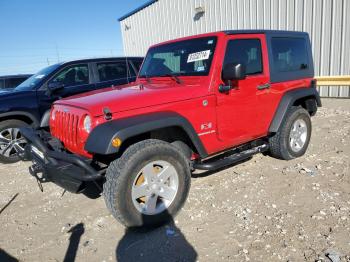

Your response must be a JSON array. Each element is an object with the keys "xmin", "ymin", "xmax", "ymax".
[{"xmin": 55, "ymin": 79, "xmax": 208, "ymax": 116}]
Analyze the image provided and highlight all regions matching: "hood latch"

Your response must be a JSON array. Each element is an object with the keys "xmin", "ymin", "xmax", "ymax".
[{"xmin": 103, "ymin": 107, "xmax": 112, "ymax": 121}]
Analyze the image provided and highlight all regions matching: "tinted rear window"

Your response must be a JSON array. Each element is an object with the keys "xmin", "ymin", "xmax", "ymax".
[
  {"xmin": 97, "ymin": 62, "xmax": 127, "ymax": 81},
  {"xmin": 271, "ymin": 38, "xmax": 309, "ymax": 72}
]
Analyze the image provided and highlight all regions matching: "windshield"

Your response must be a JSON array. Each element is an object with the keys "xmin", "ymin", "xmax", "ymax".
[
  {"xmin": 15, "ymin": 63, "xmax": 61, "ymax": 91},
  {"xmin": 139, "ymin": 36, "xmax": 217, "ymax": 78}
]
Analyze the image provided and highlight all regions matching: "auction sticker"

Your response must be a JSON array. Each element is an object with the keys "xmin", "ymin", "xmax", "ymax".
[
  {"xmin": 187, "ymin": 50, "xmax": 211, "ymax": 63},
  {"xmin": 35, "ymin": 74, "xmax": 45, "ymax": 79}
]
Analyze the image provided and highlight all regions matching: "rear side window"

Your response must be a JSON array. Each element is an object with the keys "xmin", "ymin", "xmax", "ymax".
[
  {"xmin": 271, "ymin": 38, "xmax": 309, "ymax": 72},
  {"xmin": 224, "ymin": 39, "xmax": 263, "ymax": 75},
  {"xmin": 97, "ymin": 62, "xmax": 127, "ymax": 82}
]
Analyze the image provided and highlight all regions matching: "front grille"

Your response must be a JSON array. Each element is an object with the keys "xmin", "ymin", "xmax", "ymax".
[{"xmin": 53, "ymin": 110, "xmax": 80, "ymax": 148}]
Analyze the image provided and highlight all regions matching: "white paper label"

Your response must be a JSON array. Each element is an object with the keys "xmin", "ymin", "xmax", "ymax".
[
  {"xmin": 35, "ymin": 74, "xmax": 45, "ymax": 79},
  {"xmin": 187, "ymin": 50, "xmax": 211, "ymax": 63}
]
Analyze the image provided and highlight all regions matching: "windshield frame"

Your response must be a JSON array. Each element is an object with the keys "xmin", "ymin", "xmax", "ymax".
[
  {"xmin": 139, "ymin": 36, "xmax": 218, "ymax": 78},
  {"xmin": 14, "ymin": 63, "xmax": 61, "ymax": 91}
]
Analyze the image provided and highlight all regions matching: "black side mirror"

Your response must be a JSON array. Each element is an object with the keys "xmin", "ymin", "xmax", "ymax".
[
  {"xmin": 46, "ymin": 81, "xmax": 64, "ymax": 96},
  {"xmin": 222, "ymin": 63, "xmax": 246, "ymax": 81},
  {"xmin": 219, "ymin": 63, "xmax": 246, "ymax": 93}
]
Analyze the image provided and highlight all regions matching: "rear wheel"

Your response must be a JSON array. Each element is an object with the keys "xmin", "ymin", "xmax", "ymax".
[
  {"xmin": 0, "ymin": 120, "xmax": 29, "ymax": 164},
  {"xmin": 269, "ymin": 106, "xmax": 311, "ymax": 160},
  {"xmin": 103, "ymin": 139, "xmax": 191, "ymax": 228}
]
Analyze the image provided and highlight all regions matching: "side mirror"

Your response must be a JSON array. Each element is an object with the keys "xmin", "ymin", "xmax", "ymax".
[
  {"xmin": 222, "ymin": 63, "xmax": 246, "ymax": 81},
  {"xmin": 46, "ymin": 81, "xmax": 64, "ymax": 96}
]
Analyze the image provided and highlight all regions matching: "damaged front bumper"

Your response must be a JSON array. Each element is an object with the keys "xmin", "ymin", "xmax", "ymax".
[{"xmin": 19, "ymin": 128, "xmax": 103, "ymax": 193}]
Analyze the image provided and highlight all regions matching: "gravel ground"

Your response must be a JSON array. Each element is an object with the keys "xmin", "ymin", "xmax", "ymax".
[{"xmin": 0, "ymin": 98, "xmax": 349, "ymax": 262}]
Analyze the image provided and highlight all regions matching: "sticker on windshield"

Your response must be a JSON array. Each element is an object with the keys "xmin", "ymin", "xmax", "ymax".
[
  {"xmin": 197, "ymin": 66, "xmax": 205, "ymax": 72},
  {"xmin": 187, "ymin": 50, "xmax": 211, "ymax": 63},
  {"xmin": 35, "ymin": 74, "xmax": 45, "ymax": 79}
]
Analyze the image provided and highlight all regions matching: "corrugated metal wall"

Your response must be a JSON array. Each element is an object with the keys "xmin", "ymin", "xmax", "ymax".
[{"xmin": 120, "ymin": 0, "xmax": 350, "ymax": 97}]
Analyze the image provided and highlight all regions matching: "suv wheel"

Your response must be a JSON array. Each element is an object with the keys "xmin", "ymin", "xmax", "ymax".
[
  {"xmin": 269, "ymin": 106, "xmax": 311, "ymax": 160},
  {"xmin": 103, "ymin": 139, "xmax": 191, "ymax": 228},
  {"xmin": 0, "ymin": 120, "xmax": 29, "ymax": 164}
]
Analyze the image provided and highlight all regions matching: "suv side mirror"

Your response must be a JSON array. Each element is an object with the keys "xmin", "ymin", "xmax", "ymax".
[
  {"xmin": 219, "ymin": 63, "xmax": 246, "ymax": 93},
  {"xmin": 222, "ymin": 63, "xmax": 246, "ymax": 81},
  {"xmin": 46, "ymin": 81, "xmax": 64, "ymax": 96}
]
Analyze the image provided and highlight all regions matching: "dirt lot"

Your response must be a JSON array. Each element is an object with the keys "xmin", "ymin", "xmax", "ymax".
[{"xmin": 0, "ymin": 98, "xmax": 349, "ymax": 262}]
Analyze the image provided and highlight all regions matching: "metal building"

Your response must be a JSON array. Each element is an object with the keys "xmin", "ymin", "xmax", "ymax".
[{"xmin": 119, "ymin": 0, "xmax": 350, "ymax": 97}]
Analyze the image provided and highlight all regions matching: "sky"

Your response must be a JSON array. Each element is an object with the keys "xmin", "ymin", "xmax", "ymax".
[{"xmin": 0, "ymin": 0, "xmax": 149, "ymax": 75}]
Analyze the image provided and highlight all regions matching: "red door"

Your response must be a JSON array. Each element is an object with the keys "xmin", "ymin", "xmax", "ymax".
[{"xmin": 215, "ymin": 34, "xmax": 271, "ymax": 148}]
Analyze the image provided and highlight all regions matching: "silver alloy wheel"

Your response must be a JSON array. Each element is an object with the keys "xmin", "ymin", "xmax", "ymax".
[
  {"xmin": 0, "ymin": 128, "xmax": 26, "ymax": 158},
  {"xmin": 289, "ymin": 119, "xmax": 308, "ymax": 152},
  {"xmin": 131, "ymin": 160, "xmax": 179, "ymax": 215}
]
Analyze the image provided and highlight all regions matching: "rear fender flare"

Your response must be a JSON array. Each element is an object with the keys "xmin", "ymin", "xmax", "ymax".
[{"xmin": 269, "ymin": 87, "xmax": 321, "ymax": 133}]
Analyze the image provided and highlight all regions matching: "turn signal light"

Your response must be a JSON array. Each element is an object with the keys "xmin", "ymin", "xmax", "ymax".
[{"xmin": 111, "ymin": 137, "xmax": 122, "ymax": 147}]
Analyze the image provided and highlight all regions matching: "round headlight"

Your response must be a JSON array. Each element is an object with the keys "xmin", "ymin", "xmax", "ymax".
[{"xmin": 83, "ymin": 115, "xmax": 91, "ymax": 133}]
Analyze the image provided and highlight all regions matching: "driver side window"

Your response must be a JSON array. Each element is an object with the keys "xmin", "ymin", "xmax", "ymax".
[
  {"xmin": 224, "ymin": 39, "xmax": 263, "ymax": 75},
  {"xmin": 51, "ymin": 64, "xmax": 89, "ymax": 87}
]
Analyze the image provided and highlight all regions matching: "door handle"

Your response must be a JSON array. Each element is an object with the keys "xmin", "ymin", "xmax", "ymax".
[{"xmin": 257, "ymin": 83, "xmax": 271, "ymax": 90}]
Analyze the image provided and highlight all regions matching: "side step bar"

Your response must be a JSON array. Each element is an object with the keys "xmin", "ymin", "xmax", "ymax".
[{"xmin": 193, "ymin": 143, "xmax": 269, "ymax": 171}]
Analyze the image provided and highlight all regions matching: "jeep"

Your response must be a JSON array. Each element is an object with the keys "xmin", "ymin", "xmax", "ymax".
[{"xmin": 21, "ymin": 30, "xmax": 321, "ymax": 228}]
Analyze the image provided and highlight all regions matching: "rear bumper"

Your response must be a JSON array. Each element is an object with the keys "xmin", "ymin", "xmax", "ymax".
[{"xmin": 20, "ymin": 128, "xmax": 103, "ymax": 193}]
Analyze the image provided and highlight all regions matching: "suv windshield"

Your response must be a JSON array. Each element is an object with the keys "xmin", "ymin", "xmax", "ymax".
[
  {"xmin": 139, "ymin": 36, "xmax": 217, "ymax": 78},
  {"xmin": 15, "ymin": 63, "xmax": 61, "ymax": 91}
]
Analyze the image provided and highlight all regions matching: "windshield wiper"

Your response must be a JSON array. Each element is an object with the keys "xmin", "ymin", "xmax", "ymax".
[{"xmin": 160, "ymin": 73, "xmax": 183, "ymax": 84}]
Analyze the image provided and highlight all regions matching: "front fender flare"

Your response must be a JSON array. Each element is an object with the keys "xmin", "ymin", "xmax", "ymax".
[
  {"xmin": 0, "ymin": 111, "xmax": 40, "ymax": 128},
  {"xmin": 84, "ymin": 112, "xmax": 208, "ymax": 157}
]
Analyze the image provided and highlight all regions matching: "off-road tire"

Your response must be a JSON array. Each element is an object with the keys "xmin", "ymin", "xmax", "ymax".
[
  {"xmin": 103, "ymin": 139, "xmax": 191, "ymax": 228},
  {"xmin": 171, "ymin": 140, "xmax": 192, "ymax": 159},
  {"xmin": 0, "ymin": 120, "xmax": 29, "ymax": 164},
  {"xmin": 269, "ymin": 106, "xmax": 311, "ymax": 160}
]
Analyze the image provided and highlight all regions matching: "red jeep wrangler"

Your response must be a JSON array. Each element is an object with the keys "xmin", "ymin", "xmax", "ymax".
[{"xmin": 21, "ymin": 30, "xmax": 321, "ymax": 227}]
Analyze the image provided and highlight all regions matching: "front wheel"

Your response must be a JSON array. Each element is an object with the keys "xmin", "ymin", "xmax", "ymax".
[
  {"xmin": 103, "ymin": 139, "xmax": 191, "ymax": 228},
  {"xmin": 0, "ymin": 120, "xmax": 29, "ymax": 164}
]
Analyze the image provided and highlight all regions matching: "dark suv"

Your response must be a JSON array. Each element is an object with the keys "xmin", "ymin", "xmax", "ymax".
[
  {"xmin": 0, "ymin": 57, "xmax": 143, "ymax": 163},
  {"xmin": 0, "ymin": 74, "xmax": 32, "ymax": 90}
]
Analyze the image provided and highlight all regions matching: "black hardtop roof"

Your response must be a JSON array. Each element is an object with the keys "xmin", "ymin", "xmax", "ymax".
[{"xmin": 223, "ymin": 29, "xmax": 309, "ymax": 37}]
